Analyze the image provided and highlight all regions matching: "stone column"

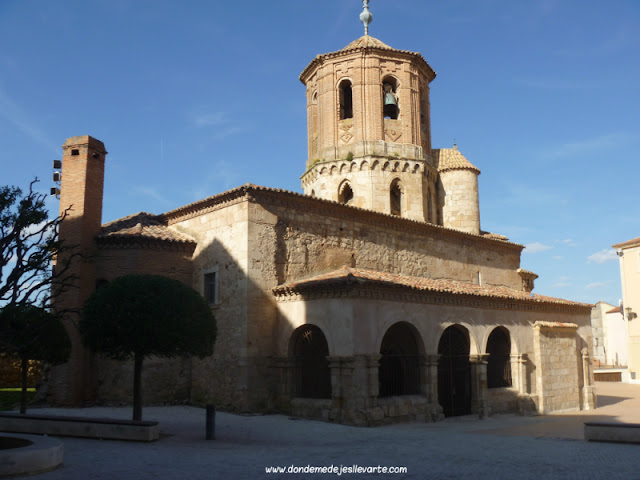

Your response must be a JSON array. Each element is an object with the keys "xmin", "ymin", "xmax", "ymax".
[
  {"xmin": 581, "ymin": 348, "xmax": 596, "ymax": 410},
  {"xmin": 510, "ymin": 354, "xmax": 526, "ymax": 394},
  {"xmin": 271, "ymin": 356, "xmax": 296, "ymax": 411},
  {"xmin": 421, "ymin": 354, "xmax": 443, "ymax": 421},
  {"xmin": 470, "ymin": 354, "xmax": 489, "ymax": 419},
  {"xmin": 365, "ymin": 354, "xmax": 381, "ymax": 408}
]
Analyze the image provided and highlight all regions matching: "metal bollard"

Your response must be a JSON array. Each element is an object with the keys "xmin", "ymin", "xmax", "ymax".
[{"xmin": 206, "ymin": 404, "xmax": 216, "ymax": 440}]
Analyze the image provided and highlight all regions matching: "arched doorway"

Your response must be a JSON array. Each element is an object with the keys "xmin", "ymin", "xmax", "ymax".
[
  {"xmin": 290, "ymin": 325, "xmax": 331, "ymax": 399},
  {"xmin": 486, "ymin": 327, "xmax": 512, "ymax": 388},
  {"xmin": 379, "ymin": 322, "xmax": 421, "ymax": 397},
  {"xmin": 438, "ymin": 325, "xmax": 471, "ymax": 416}
]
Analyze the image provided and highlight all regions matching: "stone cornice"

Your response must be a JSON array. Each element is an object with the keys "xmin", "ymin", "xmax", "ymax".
[
  {"xmin": 96, "ymin": 236, "xmax": 196, "ymax": 254},
  {"xmin": 273, "ymin": 282, "xmax": 592, "ymax": 315}
]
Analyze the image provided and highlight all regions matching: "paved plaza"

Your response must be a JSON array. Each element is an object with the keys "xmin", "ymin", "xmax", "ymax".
[{"xmin": 13, "ymin": 382, "xmax": 640, "ymax": 479}]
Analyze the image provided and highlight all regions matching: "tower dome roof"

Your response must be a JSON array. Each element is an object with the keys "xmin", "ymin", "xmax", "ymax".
[
  {"xmin": 433, "ymin": 145, "xmax": 480, "ymax": 174},
  {"xmin": 341, "ymin": 35, "xmax": 393, "ymax": 51}
]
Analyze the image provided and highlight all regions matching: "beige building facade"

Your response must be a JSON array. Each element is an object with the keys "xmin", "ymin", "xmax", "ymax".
[
  {"xmin": 49, "ymin": 26, "xmax": 595, "ymax": 424},
  {"xmin": 613, "ymin": 237, "xmax": 640, "ymax": 383}
]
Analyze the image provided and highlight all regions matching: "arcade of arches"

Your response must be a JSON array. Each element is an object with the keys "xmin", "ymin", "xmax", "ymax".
[{"xmin": 279, "ymin": 316, "xmax": 559, "ymax": 425}]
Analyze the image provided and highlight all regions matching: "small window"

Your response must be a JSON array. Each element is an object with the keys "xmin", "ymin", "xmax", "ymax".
[
  {"xmin": 204, "ymin": 271, "xmax": 217, "ymax": 305},
  {"xmin": 339, "ymin": 79, "xmax": 353, "ymax": 120},
  {"xmin": 390, "ymin": 179, "xmax": 402, "ymax": 216},
  {"xmin": 338, "ymin": 182, "xmax": 354, "ymax": 205},
  {"xmin": 71, "ymin": 149, "xmax": 80, "ymax": 156}
]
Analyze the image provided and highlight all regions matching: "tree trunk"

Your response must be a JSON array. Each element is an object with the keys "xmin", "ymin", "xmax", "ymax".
[
  {"xmin": 20, "ymin": 357, "xmax": 28, "ymax": 414},
  {"xmin": 133, "ymin": 353, "xmax": 143, "ymax": 421}
]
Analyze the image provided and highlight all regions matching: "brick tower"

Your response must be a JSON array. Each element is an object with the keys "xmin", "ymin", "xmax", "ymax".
[
  {"xmin": 49, "ymin": 135, "xmax": 107, "ymax": 405},
  {"xmin": 299, "ymin": 26, "xmax": 439, "ymax": 222}
]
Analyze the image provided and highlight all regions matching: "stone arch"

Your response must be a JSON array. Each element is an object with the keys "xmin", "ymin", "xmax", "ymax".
[
  {"xmin": 382, "ymin": 161, "xmax": 390, "ymax": 171},
  {"xmin": 320, "ymin": 167, "xmax": 328, "ymax": 175},
  {"xmin": 437, "ymin": 324, "xmax": 472, "ymax": 416},
  {"xmin": 330, "ymin": 165, "xmax": 337, "ymax": 175},
  {"xmin": 371, "ymin": 160, "xmax": 379, "ymax": 170},
  {"xmin": 402, "ymin": 162, "xmax": 410, "ymax": 172},
  {"xmin": 378, "ymin": 322, "xmax": 424, "ymax": 397},
  {"xmin": 350, "ymin": 162, "xmax": 357, "ymax": 172},
  {"xmin": 288, "ymin": 324, "xmax": 331, "ymax": 399},
  {"xmin": 339, "ymin": 163, "xmax": 347, "ymax": 174},
  {"xmin": 360, "ymin": 160, "xmax": 369, "ymax": 171},
  {"xmin": 338, "ymin": 180, "xmax": 354, "ymax": 205},
  {"xmin": 389, "ymin": 178, "xmax": 403, "ymax": 216},
  {"xmin": 338, "ymin": 78, "xmax": 353, "ymax": 120},
  {"xmin": 392, "ymin": 161, "xmax": 400, "ymax": 172},
  {"xmin": 485, "ymin": 327, "xmax": 513, "ymax": 388},
  {"xmin": 412, "ymin": 163, "xmax": 420, "ymax": 174}
]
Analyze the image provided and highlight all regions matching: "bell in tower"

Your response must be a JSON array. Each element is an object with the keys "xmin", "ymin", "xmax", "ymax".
[{"xmin": 300, "ymin": 0, "xmax": 439, "ymax": 224}]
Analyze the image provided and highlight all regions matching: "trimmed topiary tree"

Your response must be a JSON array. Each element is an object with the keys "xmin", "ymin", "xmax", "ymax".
[
  {"xmin": 0, "ymin": 304, "xmax": 71, "ymax": 414},
  {"xmin": 81, "ymin": 275, "xmax": 217, "ymax": 421}
]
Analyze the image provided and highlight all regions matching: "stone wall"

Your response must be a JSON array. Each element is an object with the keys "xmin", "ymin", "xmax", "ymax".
[
  {"xmin": 533, "ymin": 323, "xmax": 580, "ymax": 413},
  {"xmin": 439, "ymin": 169, "xmax": 480, "ymax": 235}
]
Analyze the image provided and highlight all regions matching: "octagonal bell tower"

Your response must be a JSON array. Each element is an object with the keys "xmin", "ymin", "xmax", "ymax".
[{"xmin": 300, "ymin": 2, "xmax": 438, "ymax": 223}]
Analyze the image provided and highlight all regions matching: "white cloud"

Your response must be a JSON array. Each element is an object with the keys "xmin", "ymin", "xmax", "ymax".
[
  {"xmin": 192, "ymin": 112, "xmax": 228, "ymax": 128},
  {"xmin": 561, "ymin": 239, "xmax": 577, "ymax": 247},
  {"xmin": 586, "ymin": 282, "xmax": 607, "ymax": 290},
  {"xmin": 546, "ymin": 133, "xmax": 633, "ymax": 159},
  {"xmin": 552, "ymin": 255, "xmax": 563, "ymax": 260},
  {"xmin": 587, "ymin": 249, "xmax": 618, "ymax": 264},
  {"xmin": 524, "ymin": 242, "xmax": 553, "ymax": 253}
]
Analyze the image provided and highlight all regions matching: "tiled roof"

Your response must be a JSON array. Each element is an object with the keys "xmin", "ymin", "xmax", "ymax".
[
  {"xmin": 273, "ymin": 266, "xmax": 592, "ymax": 309},
  {"xmin": 606, "ymin": 306, "xmax": 622, "ymax": 314},
  {"xmin": 160, "ymin": 184, "xmax": 523, "ymax": 251},
  {"xmin": 432, "ymin": 146, "xmax": 480, "ymax": 174},
  {"xmin": 612, "ymin": 236, "xmax": 640, "ymax": 249},
  {"xmin": 301, "ymin": 35, "xmax": 436, "ymax": 82},
  {"xmin": 342, "ymin": 35, "xmax": 394, "ymax": 51},
  {"xmin": 99, "ymin": 212, "xmax": 195, "ymax": 245}
]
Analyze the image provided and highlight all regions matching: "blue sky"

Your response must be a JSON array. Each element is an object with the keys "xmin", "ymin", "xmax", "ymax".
[{"xmin": 1, "ymin": 0, "xmax": 638, "ymax": 305}]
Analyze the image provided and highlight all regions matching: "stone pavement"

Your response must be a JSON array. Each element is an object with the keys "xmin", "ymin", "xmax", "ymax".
[{"xmin": 12, "ymin": 382, "xmax": 640, "ymax": 479}]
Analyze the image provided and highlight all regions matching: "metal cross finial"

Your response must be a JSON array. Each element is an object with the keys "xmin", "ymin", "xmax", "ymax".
[{"xmin": 360, "ymin": 0, "xmax": 373, "ymax": 36}]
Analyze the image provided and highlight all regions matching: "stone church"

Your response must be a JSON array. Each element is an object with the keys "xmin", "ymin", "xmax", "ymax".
[{"xmin": 49, "ymin": 5, "xmax": 595, "ymax": 425}]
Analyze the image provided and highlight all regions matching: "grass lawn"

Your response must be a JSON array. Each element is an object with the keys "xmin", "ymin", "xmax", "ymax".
[{"xmin": 0, "ymin": 388, "xmax": 36, "ymax": 411}]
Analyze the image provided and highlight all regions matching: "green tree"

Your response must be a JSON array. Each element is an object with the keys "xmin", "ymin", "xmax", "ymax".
[
  {"xmin": 81, "ymin": 275, "xmax": 217, "ymax": 421},
  {"xmin": 0, "ymin": 304, "xmax": 71, "ymax": 413}
]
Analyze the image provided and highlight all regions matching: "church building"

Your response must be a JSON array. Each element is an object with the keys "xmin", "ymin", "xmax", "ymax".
[{"xmin": 49, "ymin": 2, "xmax": 595, "ymax": 425}]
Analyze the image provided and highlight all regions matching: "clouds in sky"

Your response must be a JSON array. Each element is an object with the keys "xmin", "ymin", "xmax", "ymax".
[
  {"xmin": 524, "ymin": 242, "xmax": 553, "ymax": 253},
  {"xmin": 588, "ymin": 249, "xmax": 618, "ymax": 264}
]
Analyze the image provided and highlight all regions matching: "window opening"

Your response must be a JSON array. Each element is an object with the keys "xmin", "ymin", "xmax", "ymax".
[
  {"xmin": 204, "ymin": 271, "xmax": 217, "ymax": 305},
  {"xmin": 71, "ymin": 149, "xmax": 79, "ymax": 156},
  {"xmin": 339, "ymin": 80, "xmax": 353, "ymax": 120},
  {"xmin": 338, "ymin": 182, "xmax": 354, "ymax": 205},
  {"xmin": 379, "ymin": 323, "xmax": 421, "ymax": 397},
  {"xmin": 383, "ymin": 78, "xmax": 399, "ymax": 120},
  {"xmin": 486, "ymin": 327, "xmax": 512, "ymax": 388},
  {"xmin": 390, "ymin": 180, "xmax": 402, "ymax": 216},
  {"xmin": 292, "ymin": 325, "xmax": 331, "ymax": 399},
  {"xmin": 438, "ymin": 325, "xmax": 471, "ymax": 416}
]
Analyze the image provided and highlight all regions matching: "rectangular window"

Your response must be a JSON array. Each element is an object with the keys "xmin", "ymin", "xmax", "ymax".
[{"xmin": 204, "ymin": 272, "xmax": 217, "ymax": 305}]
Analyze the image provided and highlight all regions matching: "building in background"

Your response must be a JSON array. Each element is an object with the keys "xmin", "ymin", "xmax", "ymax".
[
  {"xmin": 613, "ymin": 236, "xmax": 640, "ymax": 383},
  {"xmin": 591, "ymin": 301, "xmax": 628, "ymax": 382}
]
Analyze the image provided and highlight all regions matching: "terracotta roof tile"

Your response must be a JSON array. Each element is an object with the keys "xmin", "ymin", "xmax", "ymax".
[
  {"xmin": 99, "ymin": 212, "xmax": 195, "ymax": 245},
  {"xmin": 273, "ymin": 266, "xmax": 591, "ymax": 309},
  {"xmin": 432, "ymin": 146, "xmax": 480, "ymax": 174},
  {"xmin": 606, "ymin": 306, "xmax": 622, "ymax": 314},
  {"xmin": 612, "ymin": 236, "xmax": 640, "ymax": 249}
]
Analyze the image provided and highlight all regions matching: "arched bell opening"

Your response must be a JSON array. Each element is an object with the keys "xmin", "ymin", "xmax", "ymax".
[
  {"xmin": 289, "ymin": 324, "xmax": 331, "ymax": 399},
  {"xmin": 438, "ymin": 325, "xmax": 471, "ymax": 416},
  {"xmin": 378, "ymin": 322, "xmax": 422, "ymax": 397},
  {"xmin": 382, "ymin": 76, "xmax": 399, "ymax": 120},
  {"xmin": 486, "ymin": 327, "xmax": 512, "ymax": 388},
  {"xmin": 338, "ymin": 79, "xmax": 353, "ymax": 120}
]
